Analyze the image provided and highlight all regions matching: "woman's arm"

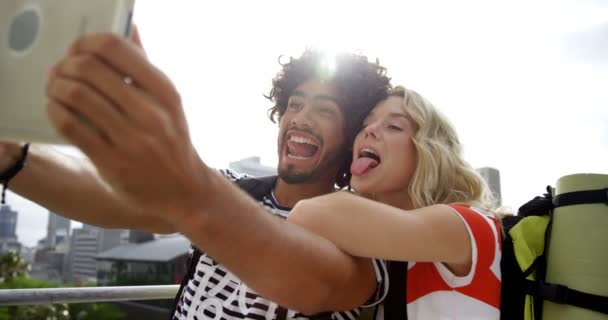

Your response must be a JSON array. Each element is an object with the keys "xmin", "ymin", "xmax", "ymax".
[{"xmin": 288, "ymin": 191, "xmax": 473, "ymax": 274}]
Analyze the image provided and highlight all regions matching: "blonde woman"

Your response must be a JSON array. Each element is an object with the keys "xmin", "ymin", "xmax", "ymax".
[{"xmin": 288, "ymin": 86, "xmax": 502, "ymax": 319}]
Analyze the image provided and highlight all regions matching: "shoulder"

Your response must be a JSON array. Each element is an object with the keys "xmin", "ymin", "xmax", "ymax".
[
  {"xmin": 446, "ymin": 203, "xmax": 502, "ymax": 268},
  {"xmin": 445, "ymin": 204, "xmax": 501, "ymax": 241},
  {"xmin": 217, "ymin": 168, "xmax": 250, "ymax": 182},
  {"xmin": 446, "ymin": 204, "xmax": 500, "ymax": 230}
]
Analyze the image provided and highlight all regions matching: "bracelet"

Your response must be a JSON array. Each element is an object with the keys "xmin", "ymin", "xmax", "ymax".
[{"xmin": 1, "ymin": 143, "xmax": 30, "ymax": 205}]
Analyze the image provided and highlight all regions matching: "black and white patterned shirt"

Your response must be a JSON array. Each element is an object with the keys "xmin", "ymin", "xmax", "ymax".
[{"xmin": 172, "ymin": 169, "xmax": 388, "ymax": 320}]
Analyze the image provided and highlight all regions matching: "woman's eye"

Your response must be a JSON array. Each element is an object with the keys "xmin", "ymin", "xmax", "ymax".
[
  {"xmin": 388, "ymin": 125, "xmax": 403, "ymax": 131},
  {"xmin": 319, "ymin": 107, "xmax": 334, "ymax": 115}
]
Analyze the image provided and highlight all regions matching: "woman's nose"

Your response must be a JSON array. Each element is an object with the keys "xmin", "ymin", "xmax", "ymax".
[{"xmin": 363, "ymin": 122, "xmax": 379, "ymax": 139}]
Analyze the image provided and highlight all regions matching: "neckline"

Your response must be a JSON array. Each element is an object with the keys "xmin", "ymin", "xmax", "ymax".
[{"xmin": 269, "ymin": 188, "xmax": 292, "ymax": 211}]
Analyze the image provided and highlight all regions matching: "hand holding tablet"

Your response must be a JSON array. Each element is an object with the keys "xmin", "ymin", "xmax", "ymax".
[{"xmin": 0, "ymin": 0, "xmax": 135, "ymax": 144}]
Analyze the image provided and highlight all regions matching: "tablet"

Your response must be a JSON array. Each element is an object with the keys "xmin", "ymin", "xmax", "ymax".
[{"xmin": 0, "ymin": 0, "xmax": 135, "ymax": 145}]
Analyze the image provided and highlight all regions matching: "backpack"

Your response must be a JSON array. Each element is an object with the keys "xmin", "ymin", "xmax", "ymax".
[
  {"xmin": 381, "ymin": 185, "xmax": 608, "ymax": 320},
  {"xmin": 170, "ymin": 175, "xmax": 332, "ymax": 320}
]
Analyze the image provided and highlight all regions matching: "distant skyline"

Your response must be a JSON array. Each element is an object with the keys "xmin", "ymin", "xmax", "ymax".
[
  {"xmin": 5, "ymin": 0, "xmax": 608, "ymax": 247},
  {"xmin": 0, "ymin": 205, "xmax": 18, "ymax": 239}
]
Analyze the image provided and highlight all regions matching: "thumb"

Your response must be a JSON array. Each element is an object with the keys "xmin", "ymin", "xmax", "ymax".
[{"xmin": 130, "ymin": 24, "xmax": 147, "ymax": 57}]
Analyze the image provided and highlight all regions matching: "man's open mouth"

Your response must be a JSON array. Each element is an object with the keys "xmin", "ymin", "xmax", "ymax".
[{"xmin": 286, "ymin": 134, "xmax": 320, "ymax": 160}]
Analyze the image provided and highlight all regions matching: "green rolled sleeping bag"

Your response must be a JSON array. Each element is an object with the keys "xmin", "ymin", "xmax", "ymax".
[{"xmin": 543, "ymin": 173, "xmax": 608, "ymax": 320}]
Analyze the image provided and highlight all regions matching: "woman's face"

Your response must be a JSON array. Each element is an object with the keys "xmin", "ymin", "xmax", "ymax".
[{"xmin": 350, "ymin": 96, "xmax": 418, "ymax": 196}]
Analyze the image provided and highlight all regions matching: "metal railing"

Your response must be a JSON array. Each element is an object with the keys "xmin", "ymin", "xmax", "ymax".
[{"xmin": 0, "ymin": 285, "xmax": 179, "ymax": 306}]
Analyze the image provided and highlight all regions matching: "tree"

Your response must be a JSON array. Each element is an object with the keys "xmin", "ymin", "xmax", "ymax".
[
  {"xmin": 70, "ymin": 303, "xmax": 125, "ymax": 320},
  {"xmin": 0, "ymin": 251, "xmax": 29, "ymax": 282}
]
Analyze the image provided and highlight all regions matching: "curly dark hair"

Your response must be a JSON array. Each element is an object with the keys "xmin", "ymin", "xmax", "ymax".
[{"xmin": 265, "ymin": 50, "xmax": 392, "ymax": 188}]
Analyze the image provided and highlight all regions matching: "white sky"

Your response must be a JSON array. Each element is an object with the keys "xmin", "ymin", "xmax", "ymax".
[{"xmin": 7, "ymin": 0, "xmax": 608, "ymax": 247}]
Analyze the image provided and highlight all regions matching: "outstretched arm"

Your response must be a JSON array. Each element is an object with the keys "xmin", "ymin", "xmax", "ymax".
[
  {"xmin": 289, "ymin": 192, "xmax": 474, "ymax": 275},
  {"xmin": 0, "ymin": 143, "xmax": 176, "ymax": 233}
]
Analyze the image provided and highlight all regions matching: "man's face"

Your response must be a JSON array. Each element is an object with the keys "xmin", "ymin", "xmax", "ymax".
[{"xmin": 277, "ymin": 80, "xmax": 347, "ymax": 184}]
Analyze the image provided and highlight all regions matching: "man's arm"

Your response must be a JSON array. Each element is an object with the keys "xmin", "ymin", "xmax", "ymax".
[
  {"xmin": 0, "ymin": 142, "xmax": 176, "ymax": 233},
  {"xmin": 175, "ymin": 168, "xmax": 378, "ymax": 313}
]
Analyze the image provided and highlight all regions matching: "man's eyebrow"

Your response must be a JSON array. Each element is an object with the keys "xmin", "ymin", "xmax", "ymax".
[
  {"xmin": 290, "ymin": 90, "xmax": 306, "ymax": 98},
  {"xmin": 313, "ymin": 94, "xmax": 341, "ymax": 105},
  {"xmin": 289, "ymin": 91, "xmax": 341, "ymax": 105}
]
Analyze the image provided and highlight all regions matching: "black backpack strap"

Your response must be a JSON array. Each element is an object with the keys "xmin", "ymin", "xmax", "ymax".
[
  {"xmin": 235, "ymin": 175, "xmax": 279, "ymax": 200},
  {"xmin": 534, "ymin": 195, "xmax": 554, "ymax": 320},
  {"xmin": 499, "ymin": 215, "xmax": 527, "ymax": 320},
  {"xmin": 276, "ymin": 306, "xmax": 288, "ymax": 320},
  {"xmin": 517, "ymin": 186, "xmax": 554, "ymax": 217},
  {"xmin": 170, "ymin": 247, "xmax": 202, "ymax": 317},
  {"xmin": 384, "ymin": 260, "xmax": 408, "ymax": 319},
  {"xmin": 170, "ymin": 175, "xmax": 278, "ymax": 319},
  {"xmin": 552, "ymin": 188, "xmax": 608, "ymax": 208},
  {"xmin": 526, "ymin": 280, "xmax": 608, "ymax": 315}
]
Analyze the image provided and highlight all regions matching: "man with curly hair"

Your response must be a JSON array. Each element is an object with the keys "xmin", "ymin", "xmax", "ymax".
[{"xmin": 0, "ymin": 32, "xmax": 391, "ymax": 319}]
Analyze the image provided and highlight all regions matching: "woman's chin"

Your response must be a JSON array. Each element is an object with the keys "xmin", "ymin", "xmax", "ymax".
[{"xmin": 350, "ymin": 178, "xmax": 376, "ymax": 195}]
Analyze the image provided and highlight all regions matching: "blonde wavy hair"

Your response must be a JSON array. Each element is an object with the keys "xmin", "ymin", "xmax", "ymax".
[{"xmin": 390, "ymin": 86, "xmax": 497, "ymax": 210}]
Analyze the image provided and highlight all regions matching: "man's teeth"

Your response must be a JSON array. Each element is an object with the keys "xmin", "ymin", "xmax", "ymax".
[
  {"xmin": 288, "ymin": 154, "xmax": 312, "ymax": 160},
  {"xmin": 289, "ymin": 135, "xmax": 318, "ymax": 146}
]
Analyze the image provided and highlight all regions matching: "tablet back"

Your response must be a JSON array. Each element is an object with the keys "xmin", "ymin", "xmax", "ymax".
[{"xmin": 0, "ymin": 0, "xmax": 135, "ymax": 144}]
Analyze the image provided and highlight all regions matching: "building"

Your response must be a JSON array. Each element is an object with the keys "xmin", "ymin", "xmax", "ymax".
[
  {"xmin": 0, "ymin": 205, "xmax": 18, "ymax": 239},
  {"xmin": 31, "ymin": 242, "xmax": 68, "ymax": 284},
  {"xmin": 96, "ymin": 234, "xmax": 189, "ymax": 286},
  {"xmin": 64, "ymin": 224, "xmax": 125, "ymax": 284},
  {"xmin": 19, "ymin": 245, "xmax": 36, "ymax": 265},
  {"xmin": 229, "ymin": 156, "xmax": 276, "ymax": 177},
  {"xmin": 129, "ymin": 230, "xmax": 155, "ymax": 244},
  {"xmin": 30, "ymin": 212, "xmax": 72, "ymax": 283},
  {"xmin": 96, "ymin": 234, "xmax": 190, "ymax": 319},
  {"xmin": 46, "ymin": 212, "xmax": 71, "ymax": 248},
  {"xmin": 477, "ymin": 167, "xmax": 502, "ymax": 206},
  {"xmin": 0, "ymin": 238, "xmax": 21, "ymax": 254},
  {"xmin": 64, "ymin": 226, "xmax": 98, "ymax": 284},
  {"xmin": 0, "ymin": 205, "xmax": 21, "ymax": 254}
]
